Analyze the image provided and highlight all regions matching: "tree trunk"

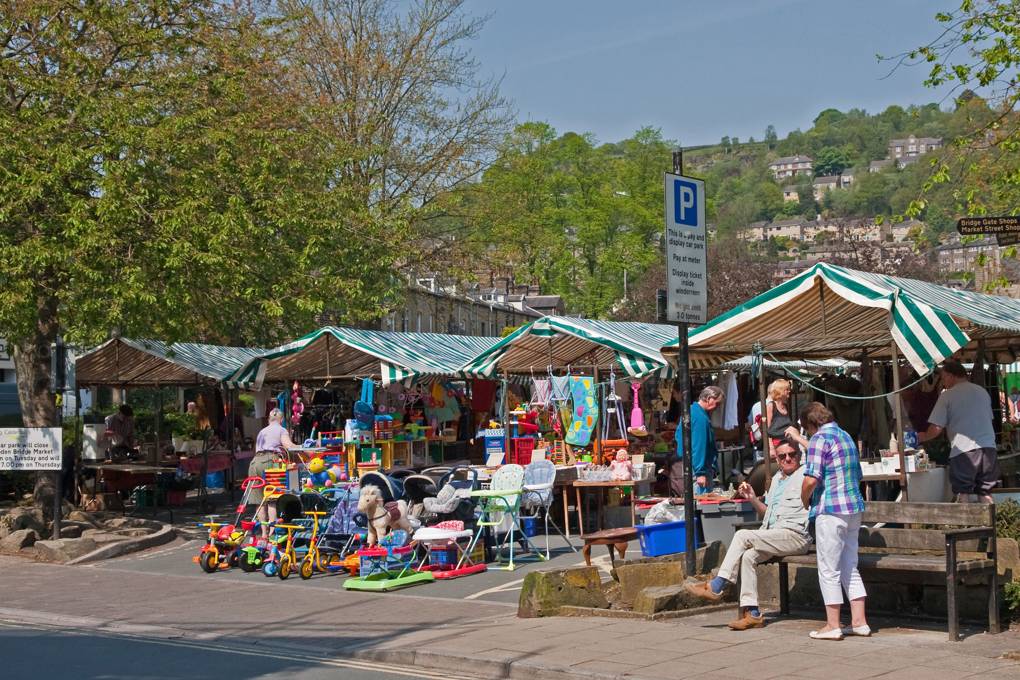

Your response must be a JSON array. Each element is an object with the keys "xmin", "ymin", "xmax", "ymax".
[{"xmin": 11, "ymin": 297, "xmax": 59, "ymax": 515}]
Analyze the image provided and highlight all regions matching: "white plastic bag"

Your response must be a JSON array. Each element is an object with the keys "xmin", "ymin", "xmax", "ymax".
[{"xmin": 644, "ymin": 499, "xmax": 685, "ymax": 525}]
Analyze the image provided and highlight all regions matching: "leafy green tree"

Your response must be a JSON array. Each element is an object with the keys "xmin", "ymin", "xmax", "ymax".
[
  {"xmin": 765, "ymin": 124, "xmax": 778, "ymax": 149},
  {"xmin": 899, "ymin": 0, "xmax": 1020, "ymax": 216},
  {"xmin": 814, "ymin": 146, "xmax": 853, "ymax": 176}
]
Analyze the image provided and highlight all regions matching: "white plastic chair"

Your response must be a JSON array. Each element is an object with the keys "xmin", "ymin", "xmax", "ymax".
[
  {"xmin": 467, "ymin": 463, "xmax": 530, "ymax": 570},
  {"xmin": 522, "ymin": 459, "xmax": 576, "ymax": 558}
]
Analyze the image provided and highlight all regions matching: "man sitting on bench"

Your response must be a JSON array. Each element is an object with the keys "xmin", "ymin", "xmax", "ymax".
[{"xmin": 687, "ymin": 437, "xmax": 810, "ymax": 630}]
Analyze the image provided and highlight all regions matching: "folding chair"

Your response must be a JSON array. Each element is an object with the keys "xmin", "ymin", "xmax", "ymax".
[{"xmin": 522, "ymin": 459, "xmax": 576, "ymax": 559}]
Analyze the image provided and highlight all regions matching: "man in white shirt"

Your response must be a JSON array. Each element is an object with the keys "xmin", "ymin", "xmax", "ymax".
[
  {"xmin": 918, "ymin": 359, "xmax": 999, "ymax": 503},
  {"xmin": 686, "ymin": 437, "xmax": 811, "ymax": 629}
]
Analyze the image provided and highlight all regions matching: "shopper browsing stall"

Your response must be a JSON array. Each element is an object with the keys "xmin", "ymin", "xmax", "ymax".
[
  {"xmin": 686, "ymin": 436, "xmax": 810, "ymax": 630},
  {"xmin": 675, "ymin": 386, "xmax": 724, "ymax": 495},
  {"xmin": 917, "ymin": 359, "xmax": 999, "ymax": 503},
  {"xmin": 787, "ymin": 402, "xmax": 869, "ymax": 641},
  {"xmin": 250, "ymin": 408, "xmax": 298, "ymax": 537}
]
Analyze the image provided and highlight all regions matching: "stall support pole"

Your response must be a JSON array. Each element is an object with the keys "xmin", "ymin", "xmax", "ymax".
[
  {"xmin": 890, "ymin": 342, "xmax": 909, "ymax": 500},
  {"xmin": 502, "ymin": 372, "xmax": 510, "ymax": 464},
  {"xmin": 153, "ymin": 387, "xmax": 162, "ymax": 466},
  {"xmin": 758, "ymin": 360, "xmax": 772, "ymax": 490}
]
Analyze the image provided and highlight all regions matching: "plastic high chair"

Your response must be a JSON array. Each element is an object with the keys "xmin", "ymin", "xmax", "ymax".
[
  {"xmin": 522, "ymin": 459, "xmax": 576, "ymax": 559},
  {"xmin": 467, "ymin": 463, "xmax": 537, "ymax": 571}
]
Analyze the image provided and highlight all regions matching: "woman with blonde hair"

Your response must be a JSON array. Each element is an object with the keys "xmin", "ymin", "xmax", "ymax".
[{"xmin": 762, "ymin": 379, "xmax": 793, "ymax": 460}]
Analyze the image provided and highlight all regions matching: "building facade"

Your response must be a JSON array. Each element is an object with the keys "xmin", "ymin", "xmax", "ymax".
[
  {"xmin": 888, "ymin": 135, "xmax": 942, "ymax": 161},
  {"xmin": 768, "ymin": 155, "xmax": 813, "ymax": 179}
]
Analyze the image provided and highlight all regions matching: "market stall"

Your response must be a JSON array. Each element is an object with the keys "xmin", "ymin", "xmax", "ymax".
[
  {"xmin": 225, "ymin": 326, "xmax": 503, "ymax": 476},
  {"xmin": 74, "ymin": 337, "xmax": 266, "ymax": 509},
  {"xmin": 664, "ymin": 262, "xmax": 1020, "ymax": 499}
]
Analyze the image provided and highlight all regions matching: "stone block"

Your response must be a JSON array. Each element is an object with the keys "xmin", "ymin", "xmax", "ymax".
[
  {"xmin": 59, "ymin": 524, "xmax": 83, "ymax": 539},
  {"xmin": 81, "ymin": 529, "xmax": 128, "ymax": 545},
  {"xmin": 997, "ymin": 538, "xmax": 1019, "ymax": 580},
  {"xmin": 614, "ymin": 541, "xmax": 724, "ymax": 605},
  {"xmin": 34, "ymin": 537, "xmax": 98, "ymax": 562},
  {"xmin": 632, "ymin": 579, "xmax": 714, "ymax": 614},
  {"xmin": 0, "ymin": 529, "xmax": 39, "ymax": 552},
  {"xmin": 66, "ymin": 511, "xmax": 100, "ymax": 527},
  {"xmin": 518, "ymin": 566, "xmax": 609, "ymax": 618}
]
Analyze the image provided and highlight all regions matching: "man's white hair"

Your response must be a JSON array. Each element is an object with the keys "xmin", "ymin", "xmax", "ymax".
[{"xmin": 268, "ymin": 408, "xmax": 284, "ymax": 423}]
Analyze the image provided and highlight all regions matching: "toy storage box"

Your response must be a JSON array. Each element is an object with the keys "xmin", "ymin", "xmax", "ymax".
[{"xmin": 635, "ymin": 519, "xmax": 701, "ymax": 557}]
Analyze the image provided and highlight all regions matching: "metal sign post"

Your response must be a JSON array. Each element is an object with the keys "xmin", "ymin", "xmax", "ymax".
[{"xmin": 665, "ymin": 150, "xmax": 707, "ymax": 577}]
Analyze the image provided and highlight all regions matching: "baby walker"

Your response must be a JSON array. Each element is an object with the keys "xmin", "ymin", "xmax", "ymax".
[
  {"xmin": 414, "ymin": 520, "xmax": 486, "ymax": 579},
  {"xmin": 343, "ymin": 529, "xmax": 435, "ymax": 592}
]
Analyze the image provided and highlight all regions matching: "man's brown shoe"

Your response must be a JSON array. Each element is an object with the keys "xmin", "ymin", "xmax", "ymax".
[
  {"xmin": 728, "ymin": 612, "xmax": 765, "ymax": 630},
  {"xmin": 686, "ymin": 580, "xmax": 724, "ymax": 602}
]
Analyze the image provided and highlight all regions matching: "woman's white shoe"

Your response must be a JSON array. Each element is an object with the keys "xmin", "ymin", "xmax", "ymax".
[
  {"xmin": 841, "ymin": 625, "xmax": 872, "ymax": 637},
  {"xmin": 809, "ymin": 628, "xmax": 844, "ymax": 640}
]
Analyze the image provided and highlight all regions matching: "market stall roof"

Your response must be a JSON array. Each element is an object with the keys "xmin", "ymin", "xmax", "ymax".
[
  {"xmin": 461, "ymin": 315, "xmax": 724, "ymax": 379},
  {"xmin": 663, "ymin": 262, "xmax": 1020, "ymax": 375},
  {"xmin": 75, "ymin": 338, "xmax": 265, "ymax": 387},
  {"xmin": 226, "ymin": 326, "xmax": 501, "ymax": 389},
  {"xmin": 718, "ymin": 356, "xmax": 859, "ymax": 373}
]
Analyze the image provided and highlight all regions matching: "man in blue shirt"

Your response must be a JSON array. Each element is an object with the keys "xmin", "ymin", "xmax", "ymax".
[{"xmin": 674, "ymin": 385, "xmax": 724, "ymax": 495}]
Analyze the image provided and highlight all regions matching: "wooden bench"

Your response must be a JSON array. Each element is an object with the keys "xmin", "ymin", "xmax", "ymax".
[
  {"xmin": 766, "ymin": 501, "xmax": 998, "ymax": 641},
  {"xmin": 580, "ymin": 527, "xmax": 638, "ymax": 567}
]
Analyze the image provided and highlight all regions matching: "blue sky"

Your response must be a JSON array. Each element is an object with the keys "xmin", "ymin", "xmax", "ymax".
[{"xmin": 468, "ymin": 0, "xmax": 955, "ymax": 146}]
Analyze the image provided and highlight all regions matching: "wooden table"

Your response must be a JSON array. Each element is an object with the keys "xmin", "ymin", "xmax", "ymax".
[
  {"xmin": 861, "ymin": 473, "xmax": 902, "ymax": 501},
  {"xmin": 580, "ymin": 527, "xmax": 638, "ymax": 566},
  {"xmin": 573, "ymin": 480, "xmax": 636, "ymax": 536}
]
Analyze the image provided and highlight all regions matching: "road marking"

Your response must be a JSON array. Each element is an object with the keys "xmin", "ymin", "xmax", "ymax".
[
  {"xmin": 464, "ymin": 576, "xmax": 526, "ymax": 600},
  {"xmin": 0, "ymin": 618, "xmax": 473, "ymax": 679}
]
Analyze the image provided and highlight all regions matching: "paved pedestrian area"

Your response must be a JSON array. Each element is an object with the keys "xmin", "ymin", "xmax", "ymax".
[{"xmin": 1, "ymin": 553, "xmax": 1018, "ymax": 679}]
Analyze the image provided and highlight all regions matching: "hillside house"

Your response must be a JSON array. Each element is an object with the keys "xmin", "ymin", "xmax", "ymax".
[
  {"xmin": 782, "ymin": 186, "xmax": 799, "ymax": 202},
  {"xmin": 812, "ymin": 176, "xmax": 840, "ymax": 201},
  {"xmin": 768, "ymin": 155, "xmax": 813, "ymax": 180},
  {"xmin": 889, "ymin": 135, "xmax": 942, "ymax": 160},
  {"xmin": 869, "ymin": 159, "xmax": 894, "ymax": 173},
  {"xmin": 763, "ymin": 218, "xmax": 806, "ymax": 240}
]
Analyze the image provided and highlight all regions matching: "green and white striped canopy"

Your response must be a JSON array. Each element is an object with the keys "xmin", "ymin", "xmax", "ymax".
[
  {"xmin": 461, "ymin": 315, "xmax": 715, "ymax": 379},
  {"xmin": 665, "ymin": 262, "xmax": 1020, "ymax": 374},
  {"xmin": 226, "ymin": 326, "xmax": 500, "ymax": 389},
  {"xmin": 75, "ymin": 338, "xmax": 265, "ymax": 387}
]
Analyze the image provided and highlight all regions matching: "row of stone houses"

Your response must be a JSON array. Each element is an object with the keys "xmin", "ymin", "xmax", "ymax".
[
  {"xmin": 742, "ymin": 217, "xmax": 921, "ymax": 244},
  {"xmin": 767, "ymin": 134, "xmax": 944, "ymax": 182}
]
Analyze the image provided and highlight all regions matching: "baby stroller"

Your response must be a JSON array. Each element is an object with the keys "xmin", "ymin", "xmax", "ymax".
[
  {"xmin": 423, "ymin": 465, "xmax": 479, "ymax": 528},
  {"xmin": 402, "ymin": 473, "xmax": 439, "ymax": 523},
  {"xmin": 308, "ymin": 484, "xmax": 363, "ymax": 575}
]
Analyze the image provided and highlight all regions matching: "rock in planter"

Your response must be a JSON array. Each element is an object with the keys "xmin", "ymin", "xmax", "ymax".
[
  {"xmin": 102, "ymin": 517, "xmax": 163, "ymax": 532},
  {"xmin": 632, "ymin": 578, "xmax": 732, "ymax": 614},
  {"xmin": 0, "ymin": 529, "xmax": 39, "ymax": 552},
  {"xmin": 81, "ymin": 529, "xmax": 129, "ymax": 545},
  {"xmin": 0, "ymin": 507, "xmax": 47, "ymax": 538},
  {"xmin": 518, "ymin": 566, "xmax": 609, "ymax": 618},
  {"xmin": 59, "ymin": 524, "xmax": 83, "ymax": 539},
  {"xmin": 67, "ymin": 511, "xmax": 100, "ymax": 527},
  {"xmin": 34, "ymin": 537, "xmax": 98, "ymax": 563}
]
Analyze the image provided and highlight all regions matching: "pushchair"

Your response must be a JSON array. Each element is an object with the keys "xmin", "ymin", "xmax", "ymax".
[
  {"xmin": 306, "ymin": 484, "xmax": 363, "ymax": 576},
  {"xmin": 422, "ymin": 465, "xmax": 479, "ymax": 527},
  {"xmin": 402, "ymin": 473, "xmax": 439, "ymax": 523}
]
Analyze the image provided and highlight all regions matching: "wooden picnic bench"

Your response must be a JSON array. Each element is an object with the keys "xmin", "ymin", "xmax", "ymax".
[
  {"xmin": 580, "ymin": 527, "xmax": 638, "ymax": 567},
  {"xmin": 756, "ymin": 502, "xmax": 999, "ymax": 641}
]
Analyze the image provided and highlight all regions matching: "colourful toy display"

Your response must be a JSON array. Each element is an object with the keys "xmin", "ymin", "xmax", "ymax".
[
  {"xmin": 343, "ymin": 530, "xmax": 435, "ymax": 591},
  {"xmin": 565, "ymin": 376, "xmax": 598, "ymax": 447}
]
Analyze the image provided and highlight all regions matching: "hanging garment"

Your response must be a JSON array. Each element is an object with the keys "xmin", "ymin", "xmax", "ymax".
[
  {"xmin": 470, "ymin": 380, "xmax": 498, "ymax": 414},
  {"xmin": 530, "ymin": 378, "xmax": 551, "ymax": 409},
  {"xmin": 565, "ymin": 376, "xmax": 598, "ymax": 447},
  {"xmin": 550, "ymin": 376, "xmax": 571, "ymax": 403},
  {"xmin": 721, "ymin": 371, "xmax": 739, "ymax": 430}
]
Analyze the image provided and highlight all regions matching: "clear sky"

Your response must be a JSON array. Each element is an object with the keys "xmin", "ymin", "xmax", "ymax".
[{"xmin": 468, "ymin": 0, "xmax": 956, "ymax": 146}]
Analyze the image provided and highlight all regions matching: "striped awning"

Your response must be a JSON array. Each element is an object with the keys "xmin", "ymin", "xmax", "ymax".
[
  {"xmin": 460, "ymin": 315, "xmax": 723, "ymax": 379},
  {"xmin": 664, "ymin": 262, "xmax": 1020, "ymax": 375},
  {"xmin": 226, "ymin": 327, "xmax": 500, "ymax": 389},
  {"xmin": 75, "ymin": 338, "xmax": 265, "ymax": 387}
]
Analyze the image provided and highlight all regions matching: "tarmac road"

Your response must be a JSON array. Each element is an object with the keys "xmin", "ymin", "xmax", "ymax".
[
  {"xmin": 0, "ymin": 619, "xmax": 472, "ymax": 680},
  {"xmin": 90, "ymin": 533, "xmax": 596, "ymax": 605}
]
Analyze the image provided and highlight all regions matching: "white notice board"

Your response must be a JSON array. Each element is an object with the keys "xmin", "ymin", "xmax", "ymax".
[
  {"xmin": 0, "ymin": 428, "xmax": 62, "ymax": 470},
  {"xmin": 664, "ymin": 172, "xmax": 708, "ymax": 325}
]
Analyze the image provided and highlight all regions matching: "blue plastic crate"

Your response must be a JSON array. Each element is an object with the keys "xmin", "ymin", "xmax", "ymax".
[
  {"xmin": 204, "ymin": 471, "xmax": 225, "ymax": 489},
  {"xmin": 635, "ymin": 519, "xmax": 701, "ymax": 558}
]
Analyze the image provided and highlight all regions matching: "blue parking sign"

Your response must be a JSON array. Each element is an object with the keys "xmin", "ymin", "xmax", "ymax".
[{"xmin": 672, "ymin": 177, "xmax": 699, "ymax": 227}]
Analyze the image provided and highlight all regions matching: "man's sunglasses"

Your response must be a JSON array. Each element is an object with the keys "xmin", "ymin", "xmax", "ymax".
[{"xmin": 776, "ymin": 451, "xmax": 798, "ymax": 461}]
